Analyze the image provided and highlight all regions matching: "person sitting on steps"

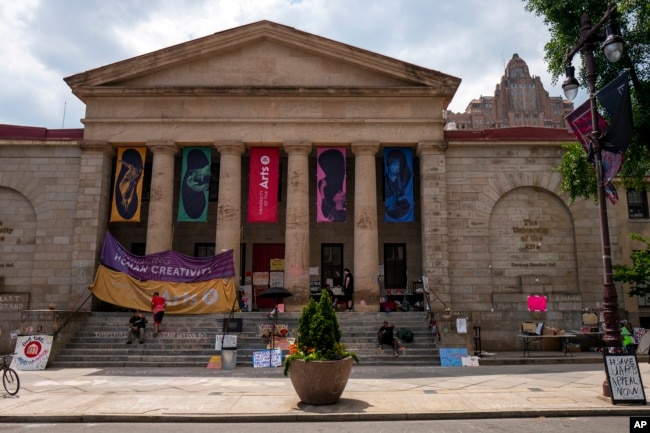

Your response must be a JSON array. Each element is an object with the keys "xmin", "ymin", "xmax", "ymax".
[
  {"xmin": 378, "ymin": 320, "xmax": 399, "ymax": 357},
  {"xmin": 127, "ymin": 309, "xmax": 148, "ymax": 344}
]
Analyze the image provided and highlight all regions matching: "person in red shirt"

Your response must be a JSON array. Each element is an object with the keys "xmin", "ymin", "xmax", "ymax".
[{"xmin": 151, "ymin": 291, "xmax": 166, "ymax": 336}]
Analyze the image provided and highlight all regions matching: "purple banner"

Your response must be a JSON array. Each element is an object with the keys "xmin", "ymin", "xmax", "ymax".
[{"xmin": 101, "ymin": 232, "xmax": 235, "ymax": 282}]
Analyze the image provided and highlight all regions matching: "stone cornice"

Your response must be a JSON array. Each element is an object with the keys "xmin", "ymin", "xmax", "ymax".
[
  {"xmin": 70, "ymin": 86, "xmax": 456, "ymax": 99},
  {"xmin": 417, "ymin": 141, "xmax": 448, "ymax": 156},
  {"xmin": 80, "ymin": 140, "xmax": 115, "ymax": 157}
]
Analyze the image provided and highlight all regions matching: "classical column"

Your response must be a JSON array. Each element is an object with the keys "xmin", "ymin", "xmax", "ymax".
[
  {"xmin": 145, "ymin": 141, "xmax": 178, "ymax": 254},
  {"xmin": 351, "ymin": 141, "xmax": 380, "ymax": 310},
  {"xmin": 283, "ymin": 141, "xmax": 312, "ymax": 310},
  {"xmin": 214, "ymin": 141, "xmax": 245, "ymax": 285},
  {"xmin": 417, "ymin": 141, "xmax": 450, "ymax": 310}
]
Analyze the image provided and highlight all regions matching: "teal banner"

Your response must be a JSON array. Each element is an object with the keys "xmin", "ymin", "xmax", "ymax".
[{"xmin": 178, "ymin": 147, "xmax": 211, "ymax": 222}]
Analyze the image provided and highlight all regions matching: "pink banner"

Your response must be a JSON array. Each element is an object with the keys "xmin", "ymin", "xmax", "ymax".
[
  {"xmin": 248, "ymin": 147, "xmax": 280, "ymax": 223},
  {"xmin": 316, "ymin": 148, "xmax": 347, "ymax": 222}
]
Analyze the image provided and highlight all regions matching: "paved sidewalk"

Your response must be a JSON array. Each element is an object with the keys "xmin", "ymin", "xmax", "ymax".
[{"xmin": 1, "ymin": 361, "xmax": 649, "ymax": 423}]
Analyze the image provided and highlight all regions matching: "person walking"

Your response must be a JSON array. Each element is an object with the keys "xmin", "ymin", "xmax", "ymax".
[
  {"xmin": 126, "ymin": 310, "xmax": 148, "ymax": 344},
  {"xmin": 151, "ymin": 291, "xmax": 166, "ymax": 336},
  {"xmin": 343, "ymin": 268, "xmax": 354, "ymax": 311}
]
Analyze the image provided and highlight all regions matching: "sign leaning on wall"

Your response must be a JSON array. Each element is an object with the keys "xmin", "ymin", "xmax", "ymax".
[{"xmin": 11, "ymin": 334, "xmax": 53, "ymax": 370}]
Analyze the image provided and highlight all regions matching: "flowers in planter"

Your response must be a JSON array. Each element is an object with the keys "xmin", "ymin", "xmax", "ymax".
[{"xmin": 283, "ymin": 291, "xmax": 359, "ymax": 376}]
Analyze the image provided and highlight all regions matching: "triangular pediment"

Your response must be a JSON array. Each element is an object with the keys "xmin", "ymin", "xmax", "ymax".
[{"xmin": 65, "ymin": 20, "xmax": 460, "ymax": 94}]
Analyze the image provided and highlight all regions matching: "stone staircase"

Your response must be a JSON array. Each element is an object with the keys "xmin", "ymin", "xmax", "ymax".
[{"xmin": 50, "ymin": 311, "xmax": 440, "ymax": 368}]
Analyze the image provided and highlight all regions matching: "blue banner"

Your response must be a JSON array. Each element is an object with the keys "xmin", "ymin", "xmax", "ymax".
[{"xmin": 384, "ymin": 148, "xmax": 414, "ymax": 222}]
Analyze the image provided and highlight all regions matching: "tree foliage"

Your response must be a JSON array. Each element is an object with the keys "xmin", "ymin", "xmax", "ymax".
[
  {"xmin": 555, "ymin": 142, "xmax": 597, "ymax": 203},
  {"xmin": 524, "ymin": 0, "xmax": 650, "ymax": 199},
  {"xmin": 613, "ymin": 233, "xmax": 650, "ymax": 297}
]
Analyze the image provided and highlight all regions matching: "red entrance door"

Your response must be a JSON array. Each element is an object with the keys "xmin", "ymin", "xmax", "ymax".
[{"xmin": 252, "ymin": 243, "xmax": 285, "ymax": 310}]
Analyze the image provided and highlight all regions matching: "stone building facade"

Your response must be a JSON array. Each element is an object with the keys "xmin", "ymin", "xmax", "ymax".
[
  {"xmin": 446, "ymin": 54, "xmax": 575, "ymax": 130},
  {"xmin": 0, "ymin": 21, "xmax": 645, "ymax": 353}
]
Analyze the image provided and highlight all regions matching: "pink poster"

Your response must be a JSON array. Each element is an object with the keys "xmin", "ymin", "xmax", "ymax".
[
  {"xmin": 316, "ymin": 148, "xmax": 347, "ymax": 222},
  {"xmin": 527, "ymin": 295, "xmax": 547, "ymax": 312},
  {"xmin": 248, "ymin": 147, "xmax": 280, "ymax": 223}
]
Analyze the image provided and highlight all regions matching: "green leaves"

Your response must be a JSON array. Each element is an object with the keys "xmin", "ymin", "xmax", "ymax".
[
  {"xmin": 613, "ymin": 233, "xmax": 650, "ymax": 297},
  {"xmin": 555, "ymin": 142, "xmax": 597, "ymax": 204}
]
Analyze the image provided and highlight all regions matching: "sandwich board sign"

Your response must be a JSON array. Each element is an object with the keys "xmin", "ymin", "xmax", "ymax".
[{"xmin": 603, "ymin": 351, "xmax": 647, "ymax": 404}]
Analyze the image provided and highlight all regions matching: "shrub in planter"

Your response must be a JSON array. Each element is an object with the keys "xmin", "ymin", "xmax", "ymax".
[
  {"xmin": 283, "ymin": 291, "xmax": 359, "ymax": 375},
  {"xmin": 283, "ymin": 291, "xmax": 359, "ymax": 404}
]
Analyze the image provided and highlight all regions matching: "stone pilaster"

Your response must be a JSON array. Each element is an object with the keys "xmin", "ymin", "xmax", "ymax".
[
  {"xmin": 282, "ymin": 141, "xmax": 312, "ymax": 310},
  {"xmin": 214, "ymin": 141, "xmax": 245, "ymax": 286},
  {"xmin": 351, "ymin": 141, "xmax": 380, "ymax": 309},
  {"xmin": 70, "ymin": 140, "xmax": 115, "ymax": 310},
  {"xmin": 145, "ymin": 141, "xmax": 178, "ymax": 254},
  {"xmin": 417, "ymin": 140, "xmax": 450, "ymax": 310}
]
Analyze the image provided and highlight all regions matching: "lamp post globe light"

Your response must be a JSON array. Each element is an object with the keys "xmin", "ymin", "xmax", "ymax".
[{"xmin": 561, "ymin": 3, "xmax": 625, "ymax": 397}]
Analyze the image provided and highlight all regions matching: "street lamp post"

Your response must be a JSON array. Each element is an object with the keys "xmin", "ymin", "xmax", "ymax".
[{"xmin": 562, "ymin": 4, "xmax": 625, "ymax": 397}]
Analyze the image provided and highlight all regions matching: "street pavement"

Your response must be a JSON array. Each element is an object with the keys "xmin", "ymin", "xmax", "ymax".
[{"xmin": 2, "ymin": 353, "xmax": 650, "ymax": 423}]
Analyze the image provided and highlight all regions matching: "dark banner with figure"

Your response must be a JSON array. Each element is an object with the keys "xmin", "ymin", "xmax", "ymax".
[
  {"xmin": 178, "ymin": 147, "xmax": 212, "ymax": 222},
  {"xmin": 111, "ymin": 147, "xmax": 146, "ymax": 222},
  {"xmin": 384, "ymin": 147, "xmax": 414, "ymax": 222},
  {"xmin": 247, "ymin": 147, "xmax": 280, "ymax": 223},
  {"xmin": 317, "ymin": 147, "xmax": 347, "ymax": 222}
]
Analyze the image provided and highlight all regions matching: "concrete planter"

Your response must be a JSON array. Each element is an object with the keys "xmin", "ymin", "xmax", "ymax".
[{"xmin": 288, "ymin": 357, "xmax": 353, "ymax": 405}]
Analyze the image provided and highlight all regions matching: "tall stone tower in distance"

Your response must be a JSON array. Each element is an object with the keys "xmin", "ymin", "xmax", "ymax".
[{"xmin": 446, "ymin": 54, "xmax": 574, "ymax": 130}]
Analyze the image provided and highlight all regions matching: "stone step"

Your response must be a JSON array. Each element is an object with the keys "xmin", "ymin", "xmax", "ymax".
[{"xmin": 50, "ymin": 311, "xmax": 441, "ymax": 368}]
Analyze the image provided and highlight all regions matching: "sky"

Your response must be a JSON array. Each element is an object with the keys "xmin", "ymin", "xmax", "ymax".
[{"xmin": 0, "ymin": 0, "xmax": 585, "ymax": 130}]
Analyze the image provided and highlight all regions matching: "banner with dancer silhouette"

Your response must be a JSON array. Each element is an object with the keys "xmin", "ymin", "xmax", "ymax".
[
  {"xmin": 316, "ymin": 147, "xmax": 347, "ymax": 222},
  {"xmin": 110, "ymin": 147, "xmax": 146, "ymax": 222},
  {"xmin": 383, "ymin": 148, "xmax": 414, "ymax": 222},
  {"xmin": 178, "ymin": 147, "xmax": 212, "ymax": 222}
]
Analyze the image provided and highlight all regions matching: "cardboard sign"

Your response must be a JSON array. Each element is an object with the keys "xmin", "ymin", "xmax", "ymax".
[
  {"xmin": 603, "ymin": 352, "xmax": 647, "ymax": 404},
  {"xmin": 12, "ymin": 334, "xmax": 53, "ymax": 370},
  {"xmin": 253, "ymin": 349, "xmax": 282, "ymax": 368},
  {"xmin": 461, "ymin": 356, "xmax": 480, "ymax": 367},
  {"xmin": 215, "ymin": 334, "xmax": 237, "ymax": 350},
  {"xmin": 440, "ymin": 348, "xmax": 468, "ymax": 367}
]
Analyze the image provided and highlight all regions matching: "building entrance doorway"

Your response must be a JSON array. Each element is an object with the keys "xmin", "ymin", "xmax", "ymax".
[{"xmin": 252, "ymin": 243, "xmax": 285, "ymax": 310}]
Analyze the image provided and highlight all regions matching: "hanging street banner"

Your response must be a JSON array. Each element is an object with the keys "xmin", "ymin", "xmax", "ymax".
[
  {"xmin": 179, "ymin": 147, "xmax": 212, "ymax": 222},
  {"xmin": 597, "ymin": 71, "xmax": 634, "ymax": 155},
  {"xmin": 565, "ymin": 100, "xmax": 621, "ymax": 204},
  {"xmin": 247, "ymin": 147, "xmax": 280, "ymax": 223},
  {"xmin": 111, "ymin": 147, "xmax": 146, "ymax": 222},
  {"xmin": 101, "ymin": 231, "xmax": 235, "ymax": 282},
  {"xmin": 316, "ymin": 147, "xmax": 347, "ymax": 222},
  {"xmin": 89, "ymin": 264, "xmax": 237, "ymax": 314}
]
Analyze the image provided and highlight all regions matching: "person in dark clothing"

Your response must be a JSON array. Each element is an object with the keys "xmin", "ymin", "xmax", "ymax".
[
  {"xmin": 343, "ymin": 268, "xmax": 354, "ymax": 311},
  {"xmin": 377, "ymin": 321, "xmax": 399, "ymax": 356},
  {"xmin": 127, "ymin": 310, "xmax": 148, "ymax": 344}
]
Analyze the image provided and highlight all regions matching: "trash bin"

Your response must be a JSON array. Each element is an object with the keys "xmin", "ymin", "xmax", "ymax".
[{"xmin": 222, "ymin": 347, "xmax": 237, "ymax": 370}]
